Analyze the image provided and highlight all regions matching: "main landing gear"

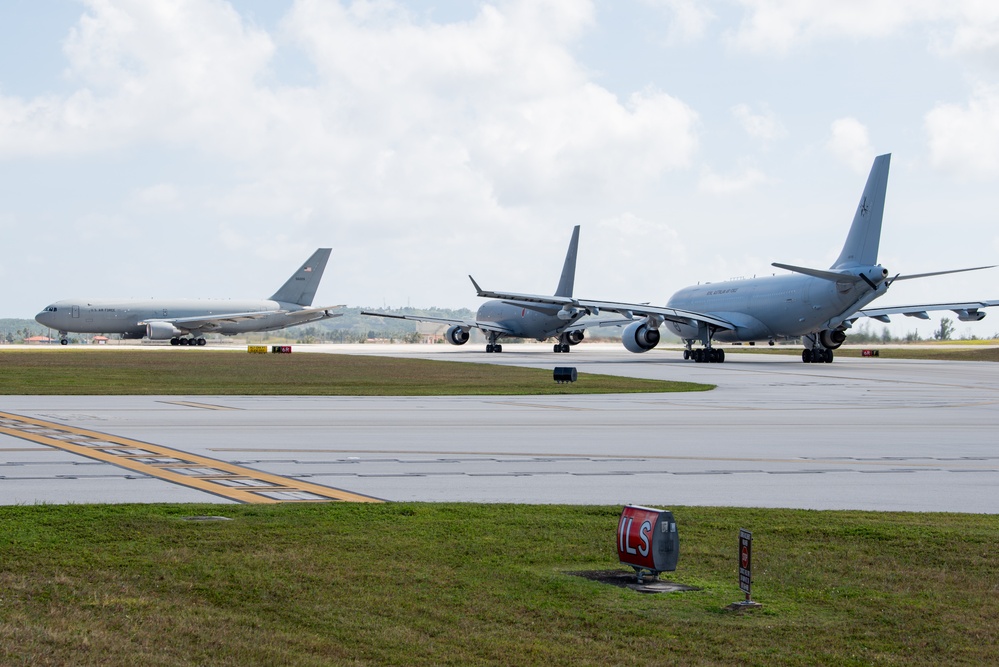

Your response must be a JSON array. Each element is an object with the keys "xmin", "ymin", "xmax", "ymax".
[
  {"xmin": 802, "ymin": 347, "xmax": 833, "ymax": 363},
  {"xmin": 485, "ymin": 332, "xmax": 503, "ymax": 353},
  {"xmin": 683, "ymin": 347, "xmax": 725, "ymax": 363},
  {"xmin": 553, "ymin": 331, "xmax": 576, "ymax": 353},
  {"xmin": 170, "ymin": 337, "xmax": 206, "ymax": 347}
]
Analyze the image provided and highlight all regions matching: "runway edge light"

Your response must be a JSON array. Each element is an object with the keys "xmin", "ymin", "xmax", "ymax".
[{"xmin": 616, "ymin": 505, "xmax": 679, "ymax": 584}]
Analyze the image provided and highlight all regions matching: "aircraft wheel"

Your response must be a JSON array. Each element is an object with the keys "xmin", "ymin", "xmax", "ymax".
[
  {"xmin": 694, "ymin": 349, "xmax": 704, "ymax": 363},
  {"xmin": 717, "ymin": 349, "xmax": 725, "ymax": 363},
  {"xmin": 683, "ymin": 350, "xmax": 689, "ymax": 360},
  {"xmin": 825, "ymin": 349, "xmax": 833, "ymax": 363},
  {"xmin": 197, "ymin": 338, "xmax": 207, "ymax": 346},
  {"xmin": 60, "ymin": 339, "xmax": 68, "ymax": 346},
  {"xmin": 486, "ymin": 344, "xmax": 494, "ymax": 353},
  {"xmin": 170, "ymin": 338, "xmax": 179, "ymax": 346},
  {"xmin": 553, "ymin": 344, "xmax": 561, "ymax": 353},
  {"xmin": 802, "ymin": 349, "xmax": 812, "ymax": 363},
  {"xmin": 494, "ymin": 344, "xmax": 502, "ymax": 353},
  {"xmin": 560, "ymin": 344, "xmax": 570, "ymax": 353}
]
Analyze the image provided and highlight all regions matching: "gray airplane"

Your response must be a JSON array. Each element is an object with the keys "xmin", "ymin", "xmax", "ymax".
[
  {"xmin": 362, "ymin": 226, "xmax": 625, "ymax": 353},
  {"xmin": 35, "ymin": 248, "xmax": 341, "ymax": 345},
  {"xmin": 471, "ymin": 154, "xmax": 998, "ymax": 363}
]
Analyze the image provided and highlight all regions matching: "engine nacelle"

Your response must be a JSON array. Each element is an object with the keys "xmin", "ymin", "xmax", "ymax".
[
  {"xmin": 445, "ymin": 325, "xmax": 470, "ymax": 345},
  {"xmin": 557, "ymin": 307, "xmax": 579, "ymax": 321},
  {"xmin": 819, "ymin": 329, "xmax": 847, "ymax": 350},
  {"xmin": 567, "ymin": 330, "xmax": 584, "ymax": 345},
  {"xmin": 622, "ymin": 320, "xmax": 661, "ymax": 353},
  {"xmin": 956, "ymin": 309, "xmax": 986, "ymax": 322},
  {"xmin": 146, "ymin": 321, "xmax": 184, "ymax": 340}
]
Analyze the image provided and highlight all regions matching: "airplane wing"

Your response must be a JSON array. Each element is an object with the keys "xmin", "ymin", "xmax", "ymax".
[
  {"xmin": 140, "ymin": 305, "xmax": 342, "ymax": 332},
  {"xmin": 359, "ymin": 311, "xmax": 519, "ymax": 335},
  {"xmin": 468, "ymin": 277, "xmax": 736, "ymax": 331},
  {"xmin": 852, "ymin": 301, "xmax": 999, "ymax": 323}
]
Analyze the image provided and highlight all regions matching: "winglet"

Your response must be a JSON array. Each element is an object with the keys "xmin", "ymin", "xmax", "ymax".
[
  {"xmin": 269, "ymin": 248, "xmax": 332, "ymax": 306},
  {"xmin": 554, "ymin": 225, "xmax": 580, "ymax": 298},
  {"xmin": 469, "ymin": 275, "xmax": 484, "ymax": 295}
]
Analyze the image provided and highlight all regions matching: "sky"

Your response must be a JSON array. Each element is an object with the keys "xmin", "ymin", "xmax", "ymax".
[{"xmin": 2, "ymin": 0, "xmax": 999, "ymax": 339}]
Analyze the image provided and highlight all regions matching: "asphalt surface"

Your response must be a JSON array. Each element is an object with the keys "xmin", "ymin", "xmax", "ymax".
[{"xmin": 2, "ymin": 343, "xmax": 997, "ymax": 511}]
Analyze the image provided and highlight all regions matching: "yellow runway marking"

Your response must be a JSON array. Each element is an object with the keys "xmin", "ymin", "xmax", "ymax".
[
  {"xmin": 0, "ymin": 411, "xmax": 381, "ymax": 504},
  {"xmin": 158, "ymin": 401, "xmax": 243, "ymax": 411}
]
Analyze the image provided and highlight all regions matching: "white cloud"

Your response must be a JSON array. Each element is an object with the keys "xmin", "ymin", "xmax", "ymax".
[
  {"xmin": 826, "ymin": 117, "xmax": 874, "ymax": 173},
  {"xmin": 731, "ymin": 103, "xmax": 786, "ymax": 142},
  {"xmin": 726, "ymin": 1, "xmax": 999, "ymax": 58},
  {"xmin": 128, "ymin": 183, "xmax": 182, "ymax": 210},
  {"xmin": 0, "ymin": 0, "xmax": 699, "ymax": 208},
  {"xmin": 925, "ymin": 85, "xmax": 999, "ymax": 178},
  {"xmin": 697, "ymin": 165, "xmax": 768, "ymax": 195},
  {"xmin": 643, "ymin": 0, "xmax": 716, "ymax": 44}
]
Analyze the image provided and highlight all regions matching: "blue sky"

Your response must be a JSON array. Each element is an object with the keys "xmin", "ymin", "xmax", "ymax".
[{"xmin": 3, "ymin": 0, "xmax": 999, "ymax": 338}]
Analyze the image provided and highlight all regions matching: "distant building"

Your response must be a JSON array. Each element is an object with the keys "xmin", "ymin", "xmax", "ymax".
[
  {"xmin": 92, "ymin": 336, "xmax": 110, "ymax": 345},
  {"xmin": 25, "ymin": 335, "xmax": 54, "ymax": 344}
]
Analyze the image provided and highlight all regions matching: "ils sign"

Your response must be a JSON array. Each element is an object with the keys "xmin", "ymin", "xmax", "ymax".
[{"xmin": 617, "ymin": 505, "xmax": 679, "ymax": 574}]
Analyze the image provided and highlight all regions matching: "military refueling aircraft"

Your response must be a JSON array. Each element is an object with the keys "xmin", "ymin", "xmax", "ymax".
[
  {"xmin": 35, "ymin": 248, "xmax": 341, "ymax": 345},
  {"xmin": 470, "ymin": 154, "xmax": 999, "ymax": 363},
  {"xmin": 362, "ymin": 226, "xmax": 626, "ymax": 352}
]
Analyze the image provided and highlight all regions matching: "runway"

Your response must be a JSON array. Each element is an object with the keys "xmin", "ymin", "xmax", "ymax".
[{"xmin": 2, "ymin": 343, "xmax": 998, "ymax": 511}]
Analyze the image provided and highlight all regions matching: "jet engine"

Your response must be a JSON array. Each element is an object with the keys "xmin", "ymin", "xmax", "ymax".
[
  {"xmin": 567, "ymin": 330, "xmax": 584, "ymax": 345},
  {"xmin": 956, "ymin": 309, "xmax": 986, "ymax": 322},
  {"xmin": 445, "ymin": 325, "xmax": 470, "ymax": 345},
  {"xmin": 146, "ymin": 321, "xmax": 184, "ymax": 340},
  {"xmin": 819, "ymin": 329, "xmax": 847, "ymax": 350},
  {"xmin": 622, "ymin": 320, "xmax": 661, "ymax": 353}
]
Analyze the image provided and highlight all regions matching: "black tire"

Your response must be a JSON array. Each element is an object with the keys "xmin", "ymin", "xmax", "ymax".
[
  {"xmin": 717, "ymin": 349, "xmax": 725, "ymax": 363},
  {"xmin": 553, "ymin": 344, "xmax": 561, "ymax": 353},
  {"xmin": 494, "ymin": 344, "xmax": 502, "ymax": 353},
  {"xmin": 486, "ymin": 344, "xmax": 494, "ymax": 353},
  {"xmin": 60, "ymin": 339, "xmax": 68, "ymax": 346},
  {"xmin": 197, "ymin": 338, "xmax": 207, "ymax": 346},
  {"xmin": 802, "ymin": 349, "xmax": 812, "ymax": 363},
  {"xmin": 825, "ymin": 349, "xmax": 834, "ymax": 363},
  {"xmin": 561, "ymin": 344, "xmax": 570, "ymax": 353}
]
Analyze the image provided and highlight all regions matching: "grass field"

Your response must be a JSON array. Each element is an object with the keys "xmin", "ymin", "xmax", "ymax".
[
  {"xmin": 0, "ymin": 350, "xmax": 710, "ymax": 395},
  {"xmin": 0, "ymin": 503, "xmax": 995, "ymax": 666}
]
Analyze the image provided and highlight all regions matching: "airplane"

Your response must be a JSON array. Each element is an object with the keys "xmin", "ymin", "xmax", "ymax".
[
  {"xmin": 468, "ymin": 154, "xmax": 999, "ymax": 363},
  {"xmin": 361, "ymin": 225, "xmax": 627, "ymax": 353},
  {"xmin": 35, "ymin": 248, "xmax": 342, "ymax": 346}
]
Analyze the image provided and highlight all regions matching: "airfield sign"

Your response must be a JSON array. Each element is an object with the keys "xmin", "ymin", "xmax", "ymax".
[{"xmin": 739, "ymin": 529, "xmax": 752, "ymax": 597}]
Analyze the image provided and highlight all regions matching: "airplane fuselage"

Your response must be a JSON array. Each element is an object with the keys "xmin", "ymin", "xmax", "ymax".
[
  {"xmin": 666, "ymin": 272, "xmax": 885, "ymax": 343},
  {"xmin": 36, "ymin": 298, "xmax": 326, "ymax": 337},
  {"xmin": 475, "ymin": 299, "xmax": 581, "ymax": 340}
]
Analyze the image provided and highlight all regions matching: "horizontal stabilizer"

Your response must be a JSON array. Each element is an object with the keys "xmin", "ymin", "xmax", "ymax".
[
  {"xmin": 771, "ymin": 263, "xmax": 862, "ymax": 284},
  {"xmin": 890, "ymin": 265, "xmax": 996, "ymax": 282}
]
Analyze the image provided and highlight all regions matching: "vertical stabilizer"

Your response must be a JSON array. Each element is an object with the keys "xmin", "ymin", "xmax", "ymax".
[
  {"xmin": 554, "ymin": 225, "xmax": 580, "ymax": 297},
  {"xmin": 269, "ymin": 248, "xmax": 331, "ymax": 306},
  {"xmin": 832, "ymin": 154, "xmax": 891, "ymax": 269}
]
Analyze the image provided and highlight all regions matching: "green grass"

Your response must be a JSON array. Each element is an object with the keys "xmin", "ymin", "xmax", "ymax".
[
  {"xmin": 0, "ymin": 350, "xmax": 711, "ymax": 395},
  {"xmin": 0, "ymin": 504, "xmax": 995, "ymax": 666}
]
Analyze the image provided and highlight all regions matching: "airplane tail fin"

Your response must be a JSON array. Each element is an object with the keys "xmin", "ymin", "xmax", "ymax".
[
  {"xmin": 269, "ymin": 248, "xmax": 331, "ymax": 306},
  {"xmin": 832, "ymin": 154, "xmax": 891, "ymax": 269},
  {"xmin": 554, "ymin": 225, "xmax": 580, "ymax": 297}
]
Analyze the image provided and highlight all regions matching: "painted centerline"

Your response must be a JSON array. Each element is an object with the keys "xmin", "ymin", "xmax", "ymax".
[{"xmin": 0, "ymin": 411, "xmax": 381, "ymax": 504}]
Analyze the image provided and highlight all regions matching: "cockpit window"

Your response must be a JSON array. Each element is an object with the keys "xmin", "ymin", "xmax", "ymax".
[{"xmin": 46, "ymin": 307, "xmax": 57, "ymax": 312}]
